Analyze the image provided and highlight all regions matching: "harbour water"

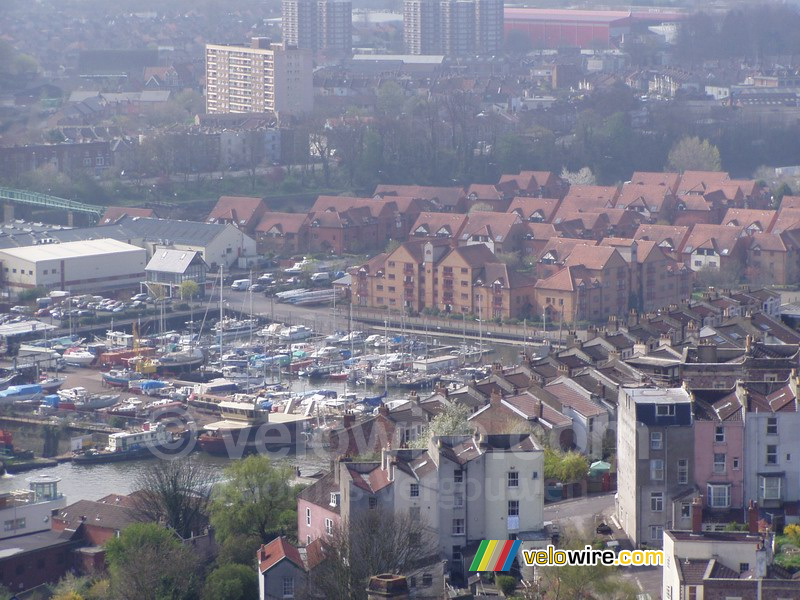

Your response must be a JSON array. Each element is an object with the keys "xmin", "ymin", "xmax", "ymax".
[{"xmin": 0, "ymin": 341, "xmax": 525, "ymax": 502}]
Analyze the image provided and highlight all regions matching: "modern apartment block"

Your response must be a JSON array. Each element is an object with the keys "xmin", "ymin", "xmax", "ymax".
[
  {"xmin": 282, "ymin": 0, "xmax": 352, "ymax": 53},
  {"xmin": 617, "ymin": 386, "xmax": 695, "ymax": 548},
  {"xmin": 403, "ymin": 0, "xmax": 502, "ymax": 56},
  {"xmin": 205, "ymin": 38, "xmax": 313, "ymax": 116}
]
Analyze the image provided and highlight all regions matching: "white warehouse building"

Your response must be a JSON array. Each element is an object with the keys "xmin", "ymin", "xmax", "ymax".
[{"xmin": 0, "ymin": 238, "xmax": 146, "ymax": 296}]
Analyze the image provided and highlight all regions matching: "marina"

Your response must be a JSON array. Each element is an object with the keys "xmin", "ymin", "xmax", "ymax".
[{"xmin": 0, "ymin": 288, "xmax": 542, "ymax": 505}]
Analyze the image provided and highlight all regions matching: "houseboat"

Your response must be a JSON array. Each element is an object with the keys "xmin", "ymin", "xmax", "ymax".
[
  {"xmin": 197, "ymin": 399, "xmax": 310, "ymax": 457},
  {"xmin": 73, "ymin": 422, "xmax": 190, "ymax": 464}
]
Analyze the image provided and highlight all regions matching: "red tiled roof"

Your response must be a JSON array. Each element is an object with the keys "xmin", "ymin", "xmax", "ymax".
[
  {"xmin": 410, "ymin": 212, "xmax": 468, "ymax": 238},
  {"xmin": 538, "ymin": 238, "xmax": 596, "ymax": 262},
  {"xmin": 677, "ymin": 171, "xmax": 730, "ymax": 195},
  {"xmin": 534, "ymin": 266, "xmax": 576, "ymax": 292},
  {"xmin": 374, "ymin": 185, "xmax": 465, "ymax": 208},
  {"xmin": 258, "ymin": 536, "xmax": 305, "ymax": 573},
  {"xmin": 750, "ymin": 232, "xmax": 786, "ymax": 253},
  {"xmin": 722, "ymin": 209, "xmax": 777, "ymax": 232},
  {"xmin": 564, "ymin": 244, "xmax": 622, "ymax": 271},
  {"xmin": 207, "ymin": 196, "xmax": 265, "ymax": 227},
  {"xmin": 630, "ymin": 171, "xmax": 681, "ymax": 192},
  {"xmin": 682, "ymin": 224, "xmax": 745, "ymax": 255},
  {"xmin": 779, "ymin": 196, "xmax": 800, "ymax": 210},
  {"xmin": 545, "ymin": 379, "xmax": 606, "ymax": 417},
  {"xmin": 634, "ymin": 224, "xmax": 691, "ymax": 250},
  {"xmin": 460, "ymin": 212, "xmax": 521, "ymax": 242},
  {"xmin": 256, "ymin": 212, "xmax": 308, "ymax": 234},
  {"xmin": 771, "ymin": 208, "xmax": 800, "ymax": 234},
  {"xmin": 507, "ymin": 197, "xmax": 561, "ymax": 222},
  {"xmin": 616, "ymin": 184, "xmax": 673, "ymax": 210}
]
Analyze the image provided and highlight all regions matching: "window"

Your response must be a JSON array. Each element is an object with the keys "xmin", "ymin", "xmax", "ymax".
[
  {"xmin": 650, "ymin": 492, "xmax": 663, "ymax": 512},
  {"xmin": 714, "ymin": 453, "xmax": 726, "ymax": 473},
  {"xmin": 688, "ymin": 586, "xmax": 697, "ymax": 600},
  {"xmin": 707, "ymin": 483, "xmax": 731, "ymax": 508},
  {"xmin": 452, "ymin": 518, "xmax": 465, "ymax": 535},
  {"xmin": 305, "ymin": 507, "xmax": 311, "ymax": 526},
  {"xmin": 368, "ymin": 497, "xmax": 377, "ymax": 509},
  {"xmin": 650, "ymin": 432, "xmax": 663, "ymax": 450},
  {"xmin": 681, "ymin": 503, "xmax": 691, "ymax": 518},
  {"xmin": 677, "ymin": 459, "xmax": 689, "ymax": 484},
  {"xmin": 508, "ymin": 500, "xmax": 520, "ymax": 517},
  {"xmin": 282, "ymin": 576, "xmax": 295, "ymax": 598},
  {"xmin": 507, "ymin": 471, "xmax": 519, "ymax": 488},
  {"xmin": 760, "ymin": 476, "xmax": 782, "ymax": 501},
  {"xmin": 739, "ymin": 562, "xmax": 750, "ymax": 573},
  {"xmin": 452, "ymin": 545, "xmax": 462, "ymax": 560},
  {"xmin": 767, "ymin": 417, "xmax": 778, "ymax": 435},
  {"xmin": 422, "ymin": 573, "xmax": 433, "ymax": 587},
  {"xmin": 733, "ymin": 457, "xmax": 740, "ymax": 470},
  {"xmin": 715, "ymin": 425, "xmax": 725, "ymax": 443},
  {"xmin": 649, "ymin": 525, "xmax": 663, "ymax": 541},
  {"xmin": 650, "ymin": 459, "xmax": 664, "ymax": 481},
  {"xmin": 325, "ymin": 518, "xmax": 333, "ymax": 535},
  {"xmin": 410, "ymin": 506, "xmax": 420, "ymax": 519},
  {"xmin": 330, "ymin": 492, "xmax": 339, "ymax": 507},
  {"xmin": 532, "ymin": 470, "xmax": 539, "ymax": 480},
  {"xmin": 454, "ymin": 493, "xmax": 464, "ymax": 508},
  {"xmin": 454, "ymin": 469, "xmax": 463, "ymax": 483},
  {"xmin": 767, "ymin": 445, "xmax": 778, "ymax": 465},
  {"xmin": 410, "ymin": 483, "xmax": 419, "ymax": 498},
  {"xmin": 656, "ymin": 404, "xmax": 675, "ymax": 417}
]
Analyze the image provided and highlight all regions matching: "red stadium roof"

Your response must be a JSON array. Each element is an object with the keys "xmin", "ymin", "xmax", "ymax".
[{"xmin": 504, "ymin": 8, "xmax": 632, "ymax": 24}]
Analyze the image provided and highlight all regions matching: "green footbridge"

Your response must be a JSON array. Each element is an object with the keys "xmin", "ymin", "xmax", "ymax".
[{"xmin": 0, "ymin": 186, "xmax": 106, "ymax": 219}]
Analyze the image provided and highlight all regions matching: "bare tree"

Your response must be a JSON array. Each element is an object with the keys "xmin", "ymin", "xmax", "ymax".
[
  {"xmin": 310, "ymin": 508, "xmax": 438, "ymax": 600},
  {"xmin": 130, "ymin": 458, "xmax": 214, "ymax": 540}
]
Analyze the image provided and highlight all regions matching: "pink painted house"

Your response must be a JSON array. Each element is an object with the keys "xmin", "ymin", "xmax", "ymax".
[
  {"xmin": 694, "ymin": 391, "xmax": 746, "ymax": 519},
  {"xmin": 296, "ymin": 473, "xmax": 341, "ymax": 546}
]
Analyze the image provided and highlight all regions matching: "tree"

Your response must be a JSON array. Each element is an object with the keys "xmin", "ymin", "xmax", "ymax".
[
  {"xmin": 310, "ymin": 508, "xmax": 438, "ymax": 600},
  {"xmin": 544, "ymin": 448, "xmax": 589, "ymax": 482},
  {"xmin": 209, "ymin": 455, "xmax": 300, "ymax": 546},
  {"xmin": 130, "ymin": 458, "xmax": 213, "ymax": 539},
  {"xmin": 538, "ymin": 524, "xmax": 639, "ymax": 600},
  {"xmin": 203, "ymin": 564, "xmax": 258, "ymax": 600},
  {"xmin": 560, "ymin": 167, "xmax": 596, "ymax": 185},
  {"xmin": 667, "ymin": 136, "xmax": 722, "ymax": 172},
  {"xmin": 105, "ymin": 523, "xmax": 200, "ymax": 600},
  {"xmin": 409, "ymin": 402, "xmax": 473, "ymax": 448},
  {"xmin": 179, "ymin": 280, "xmax": 199, "ymax": 301},
  {"xmin": 376, "ymin": 81, "xmax": 406, "ymax": 117}
]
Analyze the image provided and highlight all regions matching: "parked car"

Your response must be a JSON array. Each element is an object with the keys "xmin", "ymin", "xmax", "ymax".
[{"xmin": 249, "ymin": 283, "xmax": 266, "ymax": 293}]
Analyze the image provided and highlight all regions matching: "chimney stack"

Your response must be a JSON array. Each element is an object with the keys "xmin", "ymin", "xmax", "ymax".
[
  {"xmin": 366, "ymin": 574, "xmax": 410, "ymax": 600},
  {"xmin": 748, "ymin": 500, "xmax": 759, "ymax": 535},
  {"xmin": 490, "ymin": 389, "xmax": 502, "ymax": 405},
  {"xmin": 691, "ymin": 496, "xmax": 703, "ymax": 534}
]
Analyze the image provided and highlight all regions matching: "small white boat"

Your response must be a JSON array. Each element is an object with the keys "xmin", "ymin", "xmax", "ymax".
[{"xmin": 63, "ymin": 350, "xmax": 95, "ymax": 366}]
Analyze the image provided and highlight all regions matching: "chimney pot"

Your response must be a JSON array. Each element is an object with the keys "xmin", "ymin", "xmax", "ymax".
[
  {"xmin": 748, "ymin": 500, "xmax": 759, "ymax": 535},
  {"xmin": 691, "ymin": 496, "xmax": 703, "ymax": 534}
]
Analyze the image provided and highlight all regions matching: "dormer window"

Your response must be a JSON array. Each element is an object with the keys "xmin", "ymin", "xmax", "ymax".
[
  {"xmin": 656, "ymin": 404, "xmax": 675, "ymax": 417},
  {"xmin": 330, "ymin": 492, "xmax": 340, "ymax": 507}
]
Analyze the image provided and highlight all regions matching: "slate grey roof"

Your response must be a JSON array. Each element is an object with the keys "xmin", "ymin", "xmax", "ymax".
[
  {"xmin": 0, "ymin": 217, "xmax": 240, "ymax": 250},
  {"xmin": 145, "ymin": 249, "xmax": 207, "ymax": 274}
]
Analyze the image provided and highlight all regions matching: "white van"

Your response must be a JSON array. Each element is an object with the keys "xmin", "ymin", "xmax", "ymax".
[
  {"xmin": 310, "ymin": 272, "xmax": 330, "ymax": 283},
  {"xmin": 231, "ymin": 279, "xmax": 251, "ymax": 291}
]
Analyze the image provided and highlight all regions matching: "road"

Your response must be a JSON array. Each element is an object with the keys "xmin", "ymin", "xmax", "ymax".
[
  {"xmin": 543, "ymin": 492, "xmax": 661, "ymax": 599},
  {"xmin": 543, "ymin": 492, "xmax": 615, "ymax": 531}
]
